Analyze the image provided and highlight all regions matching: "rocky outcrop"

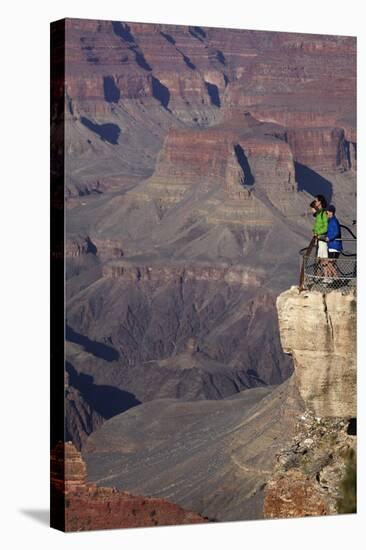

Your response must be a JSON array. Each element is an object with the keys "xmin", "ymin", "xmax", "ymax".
[
  {"xmin": 262, "ymin": 286, "xmax": 357, "ymax": 519},
  {"xmin": 65, "ymin": 236, "xmax": 97, "ymax": 257},
  {"xmin": 286, "ymin": 127, "xmax": 349, "ymax": 172},
  {"xmin": 127, "ymin": 114, "xmax": 297, "ymax": 225},
  {"xmin": 66, "ymin": 236, "xmax": 124, "ymax": 259},
  {"xmin": 51, "ymin": 442, "xmax": 207, "ymax": 531},
  {"xmin": 65, "ymin": 370, "xmax": 104, "ymax": 450},
  {"xmin": 263, "ymin": 410, "xmax": 356, "ymax": 518},
  {"xmin": 264, "ymin": 470, "xmax": 329, "ymax": 517},
  {"xmin": 337, "ymin": 115, "xmax": 357, "ymax": 172},
  {"xmin": 103, "ymin": 260, "xmax": 262, "ymax": 287},
  {"xmin": 276, "ymin": 287, "xmax": 356, "ymax": 417},
  {"xmin": 92, "ymin": 238, "xmax": 124, "ymax": 259},
  {"xmin": 51, "ymin": 440, "xmax": 87, "ymax": 494}
]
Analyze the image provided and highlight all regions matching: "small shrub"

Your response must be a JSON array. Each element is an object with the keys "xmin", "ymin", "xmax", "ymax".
[{"xmin": 337, "ymin": 448, "xmax": 356, "ymax": 514}]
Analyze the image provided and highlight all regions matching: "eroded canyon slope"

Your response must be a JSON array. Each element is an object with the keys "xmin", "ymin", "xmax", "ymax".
[{"xmin": 83, "ymin": 377, "xmax": 303, "ymax": 521}]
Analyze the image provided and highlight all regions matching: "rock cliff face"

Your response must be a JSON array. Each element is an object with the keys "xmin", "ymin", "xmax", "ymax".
[
  {"xmin": 276, "ymin": 286, "xmax": 356, "ymax": 417},
  {"xmin": 65, "ymin": 369, "xmax": 104, "ymax": 450},
  {"xmin": 128, "ymin": 116, "xmax": 296, "ymax": 221},
  {"xmin": 51, "ymin": 441, "xmax": 207, "ymax": 531},
  {"xmin": 286, "ymin": 127, "xmax": 350, "ymax": 172},
  {"xmin": 262, "ymin": 287, "xmax": 357, "ymax": 519}
]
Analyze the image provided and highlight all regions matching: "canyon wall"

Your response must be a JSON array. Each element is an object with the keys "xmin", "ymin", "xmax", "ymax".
[{"xmin": 63, "ymin": 19, "xmax": 356, "ymax": 204}]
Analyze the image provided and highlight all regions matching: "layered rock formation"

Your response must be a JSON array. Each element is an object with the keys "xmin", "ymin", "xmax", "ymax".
[
  {"xmin": 63, "ymin": 18, "xmax": 356, "ymax": 205},
  {"xmin": 103, "ymin": 259, "xmax": 262, "ymax": 286},
  {"xmin": 128, "ymin": 115, "xmax": 297, "ymax": 221},
  {"xmin": 65, "ymin": 236, "xmax": 97, "ymax": 257},
  {"xmin": 51, "ymin": 442, "xmax": 207, "ymax": 531},
  {"xmin": 276, "ymin": 287, "xmax": 356, "ymax": 417},
  {"xmin": 65, "ymin": 272, "xmax": 293, "ymax": 425},
  {"xmin": 65, "ymin": 369, "xmax": 104, "ymax": 450},
  {"xmin": 286, "ymin": 127, "xmax": 349, "ymax": 172}
]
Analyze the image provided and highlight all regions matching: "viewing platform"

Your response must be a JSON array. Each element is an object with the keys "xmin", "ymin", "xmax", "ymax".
[{"xmin": 299, "ymin": 224, "xmax": 357, "ymax": 293}]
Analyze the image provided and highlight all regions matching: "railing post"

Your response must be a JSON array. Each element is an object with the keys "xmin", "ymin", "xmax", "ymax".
[{"xmin": 299, "ymin": 236, "xmax": 317, "ymax": 293}]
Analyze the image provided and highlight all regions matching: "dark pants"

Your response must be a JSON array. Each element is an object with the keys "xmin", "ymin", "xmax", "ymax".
[{"xmin": 328, "ymin": 251, "xmax": 340, "ymax": 258}]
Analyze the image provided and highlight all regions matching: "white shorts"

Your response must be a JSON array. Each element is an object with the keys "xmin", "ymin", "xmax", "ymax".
[{"xmin": 317, "ymin": 240, "xmax": 328, "ymax": 258}]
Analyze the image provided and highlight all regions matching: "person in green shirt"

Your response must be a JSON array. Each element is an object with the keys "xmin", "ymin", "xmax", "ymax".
[{"xmin": 312, "ymin": 194, "xmax": 328, "ymax": 258}]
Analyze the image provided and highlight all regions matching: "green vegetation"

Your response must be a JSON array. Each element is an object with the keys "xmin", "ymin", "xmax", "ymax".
[{"xmin": 337, "ymin": 448, "xmax": 356, "ymax": 514}]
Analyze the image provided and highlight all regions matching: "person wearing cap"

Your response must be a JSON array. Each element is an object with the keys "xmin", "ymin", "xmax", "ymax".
[
  {"xmin": 326, "ymin": 204, "xmax": 343, "ymax": 257},
  {"xmin": 323, "ymin": 204, "xmax": 343, "ymax": 281}
]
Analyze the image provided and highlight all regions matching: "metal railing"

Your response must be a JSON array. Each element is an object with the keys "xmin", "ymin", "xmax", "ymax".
[{"xmin": 299, "ymin": 225, "xmax": 357, "ymax": 293}]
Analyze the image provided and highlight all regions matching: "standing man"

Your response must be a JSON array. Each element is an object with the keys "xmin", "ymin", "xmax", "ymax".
[{"xmin": 312, "ymin": 194, "xmax": 328, "ymax": 259}]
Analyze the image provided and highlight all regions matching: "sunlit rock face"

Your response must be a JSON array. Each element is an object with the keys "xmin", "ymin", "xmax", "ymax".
[
  {"xmin": 276, "ymin": 286, "xmax": 356, "ymax": 417},
  {"xmin": 262, "ymin": 288, "xmax": 357, "ymax": 520}
]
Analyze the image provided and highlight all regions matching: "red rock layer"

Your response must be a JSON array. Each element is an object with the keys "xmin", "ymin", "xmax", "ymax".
[
  {"xmin": 131, "ymin": 117, "xmax": 295, "ymax": 215},
  {"xmin": 263, "ymin": 469, "xmax": 329, "ymax": 518},
  {"xmin": 51, "ymin": 442, "xmax": 207, "ymax": 531},
  {"xmin": 218, "ymin": 33, "xmax": 356, "ymax": 171},
  {"xmin": 65, "ymin": 19, "xmax": 220, "ymax": 115},
  {"xmin": 63, "ymin": 18, "xmax": 356, "ymax": 177},
  {"xmin": 286, "ymin": 127, "xmax": 348, "ymax": 171}
]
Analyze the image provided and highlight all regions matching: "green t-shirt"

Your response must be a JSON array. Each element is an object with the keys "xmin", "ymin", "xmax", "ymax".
[{"xmin": 313, "ymin": 209, "xmax": 328, "ymax": 235}]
